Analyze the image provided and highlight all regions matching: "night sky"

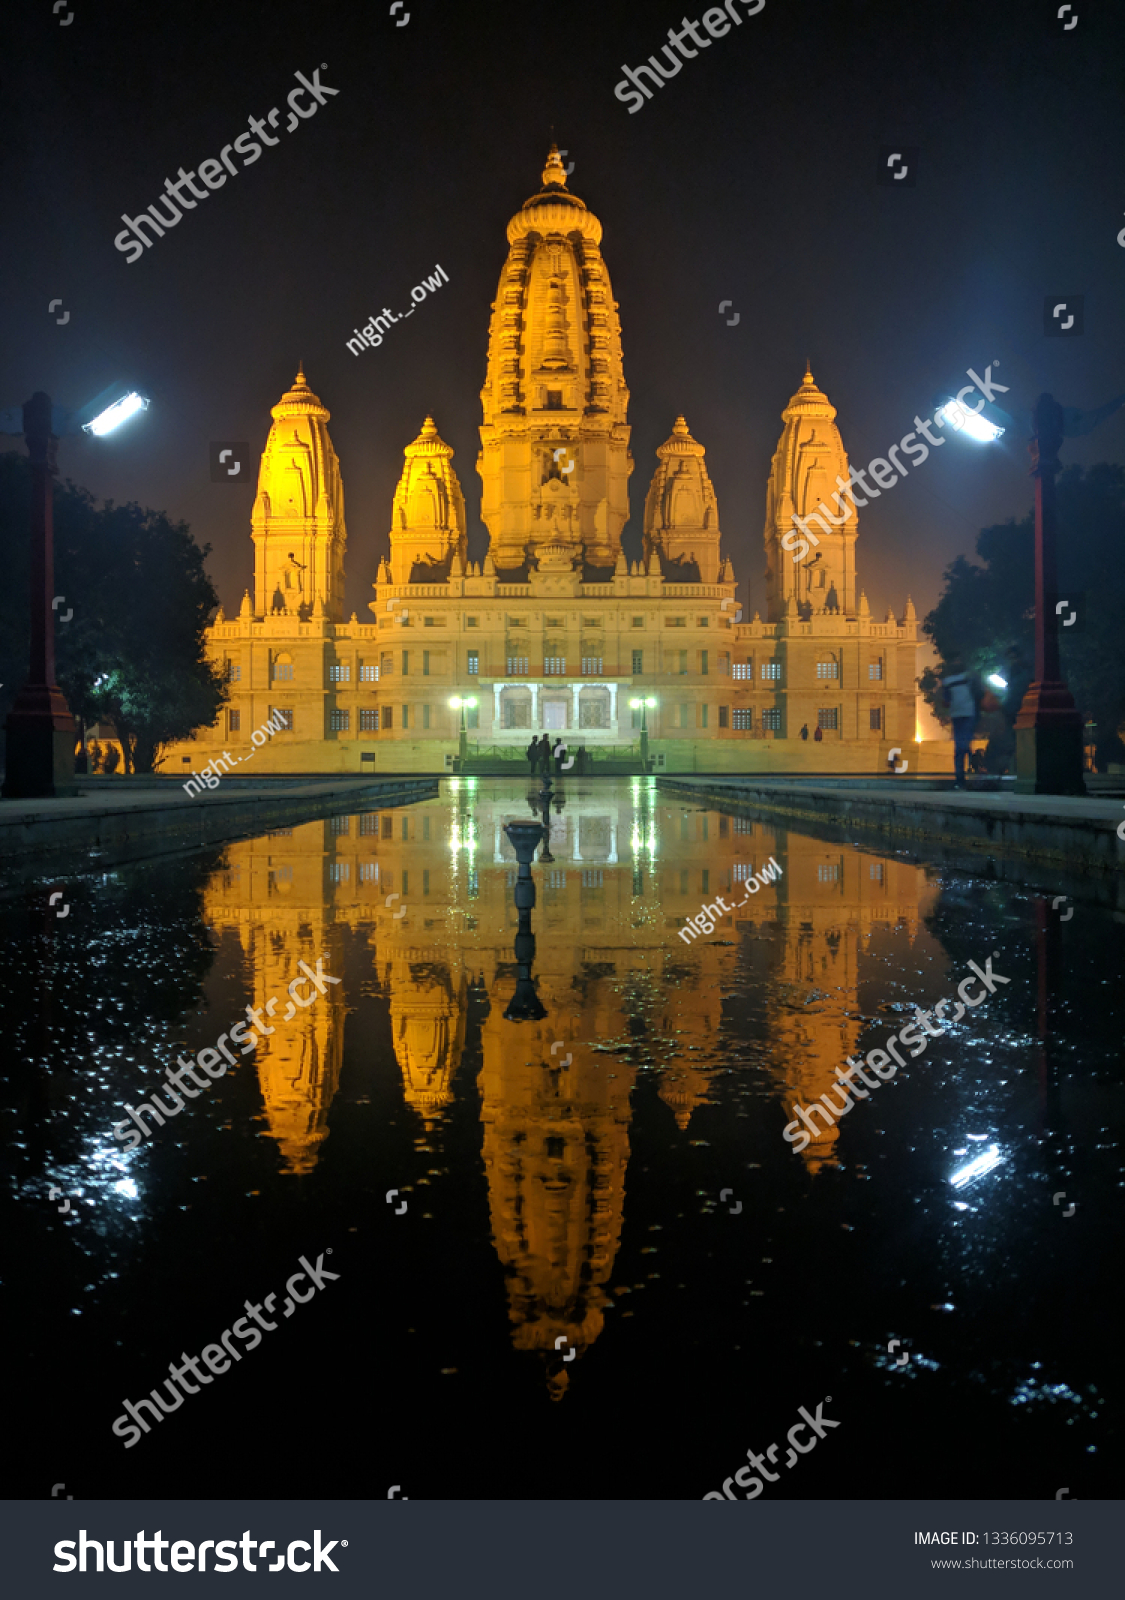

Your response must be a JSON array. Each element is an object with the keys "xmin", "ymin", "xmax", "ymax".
[{"xmin": 4, "ymin": 0, "xmax": 1123, "ymax": 632}]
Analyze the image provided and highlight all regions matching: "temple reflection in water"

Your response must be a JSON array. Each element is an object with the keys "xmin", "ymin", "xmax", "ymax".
[{"xmin": 201, "ymin": 778, "xmax": 937, "ymax": 1389}]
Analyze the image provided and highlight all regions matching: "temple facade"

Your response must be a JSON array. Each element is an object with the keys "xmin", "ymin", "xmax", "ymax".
[{"xmin": 161, "ymin": 147, "xmax": 924, "ymax": 780}]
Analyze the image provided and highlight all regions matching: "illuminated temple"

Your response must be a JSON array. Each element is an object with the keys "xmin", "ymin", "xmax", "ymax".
[{"xmin": 162, "ymin": 147, "xmax": 923, "ymax": 778}]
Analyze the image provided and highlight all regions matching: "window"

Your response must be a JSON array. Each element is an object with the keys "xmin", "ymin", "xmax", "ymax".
[
  {"xmin": 402, "ymin": 705, "xmax": 410, "ymax": 729},
  {"xmin": 582, "ymin": 617, "xmax": 601, "ymax": 629},
  {"xmin": 228, "ymin": 710, "xmax": 241, "ymax": 732},
  {"xmin": 733, "ymin": 708, "xmax": 753, "ymax": 729},
  {"xmin": 329, "ymin": 863, "xmax": 350, "ymax": 884},
  {"xmin": 272, "ymin": 659, "xmax": 293, "ymax": 681},
  {"xmin": 507, "ymin": 657, "xmax": 529, "ymax": 674},
  {"xmin": 816, "ymin": 660, "xmax": 839, "ymax": 679},
  {"xmin": 868, "ymin": 661, "xmax": 883, "ymax": 680},
  {"xmin": 546, "ymin": 390, "xmax": 563, "ymax": 409},
  {"xmin": 734, "ymin": 863, "xmax": 756, "ymax": 881},
  {"xmin": 679, "ymin": 650, "xmax": 688, "ymax": 675},
  {"xmin": 545, "ymin": 657, "xmax": 567, "ymax": 674},
  {"xmin": 632, "ymin": 649, "xmax": 643, "ymax": 674},
  {"xmin": 360, "ymin": 708, "xmax": 379, "ymax": 731},
  {"xmin": 817, "ymin": 707, "xmax": 839, "ymax": 730},
  {"xmin": 701, "ymin": 704, "xmax": 709, "ymax": 729},
  {"xmin": 719, "ymin": 705, "xmax": 729, "ymax": 728},
  {"xmin": 817, "ymin": 864, "xmax": 839, "ymax": 883},
  {"xmin": 869, "ymin": 707, "xmax": 882, "ymax": 731},
  {"xmin": 466, "ymin": 704, "xmax": 479, "ymax": 728},
  {"xmin": 507, "ymin": 616, "xmax": 527, "ymax": 628},
  {"xmin": 580, "ymin": 697, "xmax": 609, "ymax": 728},
  {"xmin": 631, "ymin": 705, "xmax": 643, "ymax": 729},
  {"xmin": 678, "ymin": 703, "xmax": 689, "ymax": 728},
  {"xmin": 504, "ymin": 698, "xmax": 531, "ymax": 728},
  {"xmin": 331, "ymin": 815, "xmax": 350, "ymax": 835},
  {"xmin": 270, "ymin": 707, "xmax": 294, "ymax": 730},
  {"xmin": 762, "ymin": 708, "xmax": 782, "ymax": 730},
  {"xmin": 870, "ymin": 861, "xmax": 884, "ymax": 881},
  {"xmin": 581, "ymin": 657, "xmax": 603, "ymax": 674},
  {"xmin": 423, "ymin": 616, "xmax": 445, "ymax": 628},
  {"xmin": 329, "ymin": 664, "xmax": 350, "ymax": 682},
  {"xmin": 632, "ymin": 617, "xmax": 645, "ymax": 628},
  {"xmin": 701, "ymin": 650, "xmax": 709, "ymax": 675},
  {"xmin": 665, "ymin": 617, "xmax": 687, "ymax": 628},
  {"xmin": 381, "ymin": 652, "xmax": 394, "ymax": 676},
  {"xmin": 581, "ymin": 870, "xmax": 603, "ymax": 888},
  {"xmin": 761, "ymin": 662, "xmax": 782, "ymax": 681},
  {"xmin": 697, "ymin": 617, "xmax": 710, "ymax": 628},
  {"xmin": 360, "ymin": 813, "xmax": 379, "ymax": 835},
  {"xmin": 546, "ymin": 616, "xmax": 564, "ymax": 628},
  {"xmin": 422, "ymin": 704, "xmax": 431, "ymax": 729},
  {"xmin": 225, "ymin": 660, "xmax": 241, "ymax": 682},
  {"xmin": 330, "ymin": 710, "xmax": 350, "ymax": 731},
  {"xmin": 401, "ymin": 650, "xmax": 409, "ymax": 675},
  {"xmin": 466, "ymin": 616, "xmax": 478, "ymax": 628},
  {"xmin": 383, "ymin": 706, "xmax": 393, "ymax": 730},
  {"xmin": 422, "ymin": 651, "xmax": 430, "ymax": 676},
  {"xmin": 360, "ymin": 663, "xmax": 378, "ymax": 681},
  {"xmin": 359, "ymin": 862, "xmax": 379, "ymax": 883},
  {"xmin": 733, "ymin": 663, "xmax": 752, "ymax": 680},
  {"xmin": 467, "ymin": 650, "xmax": 479, "ymax": 675},
  {"xmin": 719, "ymin": 653, "xmax": 730, "ymax": 676}
]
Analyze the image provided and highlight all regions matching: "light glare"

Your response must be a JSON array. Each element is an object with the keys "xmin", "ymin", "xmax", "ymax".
[{"xmin": 82, "ymin": 392, "xmax": 149, "ymax": 436}]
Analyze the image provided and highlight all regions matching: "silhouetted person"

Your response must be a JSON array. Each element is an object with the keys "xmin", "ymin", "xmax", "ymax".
[
  {"xmin": 526, "ymin": 736, "xmax": 539, "ymax": 775},
  {"xmin": 799, "ymin": 724, "xmax": 809, "ymax": 741},
  {"xmin": 813, "ymin": 724, "xmax": 823, "ymax": 743},
  {"xmin": 941, "ymin": 653, "xmax": 978, "ymax": 790}
]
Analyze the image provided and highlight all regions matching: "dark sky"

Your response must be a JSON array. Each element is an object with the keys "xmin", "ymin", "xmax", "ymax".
[{"xmin": 4, "ymin": 0, "xmax": 1123, "ymax": 630}]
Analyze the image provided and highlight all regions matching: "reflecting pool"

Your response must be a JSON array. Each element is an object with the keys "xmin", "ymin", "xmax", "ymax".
[{"xmin": 4, "ymin": 778, "xmax": 1121, "ymax": 1499}]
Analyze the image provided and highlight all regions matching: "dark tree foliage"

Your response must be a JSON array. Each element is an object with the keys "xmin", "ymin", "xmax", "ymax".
[
  {"xmin": 0, "ymin": 452, "xmax": 226, "ymax": 772},
  {"xmin": 919, "ymin": 464, "xmax": 1125, "ymax": 771}
]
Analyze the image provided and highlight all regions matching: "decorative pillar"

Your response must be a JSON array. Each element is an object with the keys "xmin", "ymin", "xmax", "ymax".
[
  {"xmin": 571, "ymin": 684, "xmax": 580, "ymax": 729},
  {"xmin": 493, "ymin": 682, "xmax": 503, "ymax": 732},
  {"xmin": 530, "ymin": 682, "xmax": 539, "ymax": 727}
]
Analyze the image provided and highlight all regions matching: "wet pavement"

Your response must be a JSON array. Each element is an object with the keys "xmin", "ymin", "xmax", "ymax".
[{"xmin": 3, "ymin": 777, "xmax": 1120, "ymax": 1500}]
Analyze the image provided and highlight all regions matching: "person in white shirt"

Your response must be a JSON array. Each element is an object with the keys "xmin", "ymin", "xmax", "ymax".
[{"xmin": 941, "ymin": 654, "xmax": 978, "ymax": 789}]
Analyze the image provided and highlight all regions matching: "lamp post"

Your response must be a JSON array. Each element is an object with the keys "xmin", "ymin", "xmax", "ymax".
[
  {"xmin": 1012, "ymin": 395, "xmax": 1085, "ymax": 795},
  {"xmin": 1, "ymin": 385, "xmax": 149, "ymax": 799},
  {"xmin": 449, "ymin": 694, "xmax": 478, "ymax": 773},
  {"xmin": 629, "ymin": 695, "xmax": 657, "ymax": 771}
]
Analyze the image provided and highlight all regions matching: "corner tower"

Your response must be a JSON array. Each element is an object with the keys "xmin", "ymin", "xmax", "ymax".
[
  {"xmin": 478, "ymin": 144, "xmax": 632, "ymax": 572},
  {"xmin": 642, "ymin": 416, "xmax": 724, "ymax": 583},
  {"xmin": 763, "ymin": 367, "xmax": 858, "ymax": 623},
  {"xmin": 251, "ymin": 367, "xmax": 346, "ymax": 620}
]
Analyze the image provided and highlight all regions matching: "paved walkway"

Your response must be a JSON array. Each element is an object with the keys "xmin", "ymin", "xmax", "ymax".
[{"xmin": 659, "ymin": 776, "xmax": 1125, "ymax": 876}]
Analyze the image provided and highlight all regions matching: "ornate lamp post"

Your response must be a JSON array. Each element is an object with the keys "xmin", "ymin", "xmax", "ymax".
[
  {"xmin": 1013, "ymin": 395, "xmax": 1085, "ymax": 795},
  {"xmin": 502, "ymin": 820, "xmax": 546, "ymax": 1021},
  {"xmin": 1, "ymin": 385, "xmax": 149, "ymax": 799},
  {"xmin": 449, "ymin": 694, "xmax": 478, "ymax": 773},
  {"xmin": 629, "ymin": 695, "xmax": 657, "ymax": 771}
]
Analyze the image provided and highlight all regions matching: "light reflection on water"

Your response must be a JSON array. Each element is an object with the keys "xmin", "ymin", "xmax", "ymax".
[{"xmin": 4, "ymin": 778, "xmax": 1121, "ymax": 1499}]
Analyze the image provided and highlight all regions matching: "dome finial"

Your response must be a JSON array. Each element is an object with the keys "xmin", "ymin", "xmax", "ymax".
[
  {"xmin": 804, "ymin": 358, "xmax": 813, "ymax": 384},
  {"xmin": 542, "ymin": 142, "xmax": 568, "ymax": 189}
]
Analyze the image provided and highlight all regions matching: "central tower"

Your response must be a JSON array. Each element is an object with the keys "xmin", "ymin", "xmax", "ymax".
[{"xmin": 478, "ymin": 145, "xmax": 632, "ymax": 572}]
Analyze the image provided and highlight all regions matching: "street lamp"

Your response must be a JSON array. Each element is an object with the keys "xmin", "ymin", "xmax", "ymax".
[
  {"xmin": 629, "ymin": 695, "xmax": 657, "ymax": 771},
  {"xmin": 0, "ymin": 382, "xmax": 150, "ymax": 799},
  {"xmin": 449, "ymin": 694, "xmax": 478, "ymax": 772}
]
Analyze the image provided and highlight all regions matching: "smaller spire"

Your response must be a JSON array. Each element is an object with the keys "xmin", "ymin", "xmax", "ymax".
[{"xmin": 541, "ymin": 142, "xmax": 569, "ymax": 189}]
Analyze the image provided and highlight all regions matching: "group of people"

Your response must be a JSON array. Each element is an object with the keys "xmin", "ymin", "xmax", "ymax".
[
  {"xmin": 526, "ymin": 733, "xmax": 571, "ymax": 775},
  {"xmin": 798, "ymin": 724, "xmax": 823, "ymax": 743}
]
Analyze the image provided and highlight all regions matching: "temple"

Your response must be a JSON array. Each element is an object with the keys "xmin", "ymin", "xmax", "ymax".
[{"xmin": 160, "ymin": 147, "xmax": 921, "ymax": 778}]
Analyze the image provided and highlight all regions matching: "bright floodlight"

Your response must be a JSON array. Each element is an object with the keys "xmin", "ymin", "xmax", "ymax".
[
  {"xmin": 449, "ymin": 697, "xmax": 462, "ymax": 709},
  {"xmin": 950, "ymin": 1143, "xmax": 1002, "ymax": 1189},
  {"xmin": 82, "ymin": 391, "xmax": 149, "ymax": 436},
  {"xmin": 630, "ymin": 698, "xmax": 642, "ymax": 709},
  {"xmin": 935, "ymin": 401, "xmax": 1004, "ymax": 444},
  {"xmin": 988, "ymin": 673, "xmax": 1008, "ymax": 691}
]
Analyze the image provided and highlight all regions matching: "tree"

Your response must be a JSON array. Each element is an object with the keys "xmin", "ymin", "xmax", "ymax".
[
  {"xmin": 0, "ymin": 452, "xmax": 226, "ymax": 772},
  {"xmin": 919, "ymin": 464, "xmax": 1125, "ymax": 771}
]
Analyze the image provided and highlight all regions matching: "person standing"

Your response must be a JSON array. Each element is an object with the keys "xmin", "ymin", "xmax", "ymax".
[
  {"xmin": 941, "ymin": 654, "xmax": 978, "ymax": 790},
  {"xmin": 799, "ymin": 724, "xmax": 809, "ymax": 741},
  {"xmin": 539, "ymin": 733, "xmax": 552, "ymax": 773},
  {"xmin": 526, "ymin": 735, "xmax": 539, "ymax": 775},
  {"xmin": 813, "ymin": 724, "xmax": 823, "ymax": 744}
]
